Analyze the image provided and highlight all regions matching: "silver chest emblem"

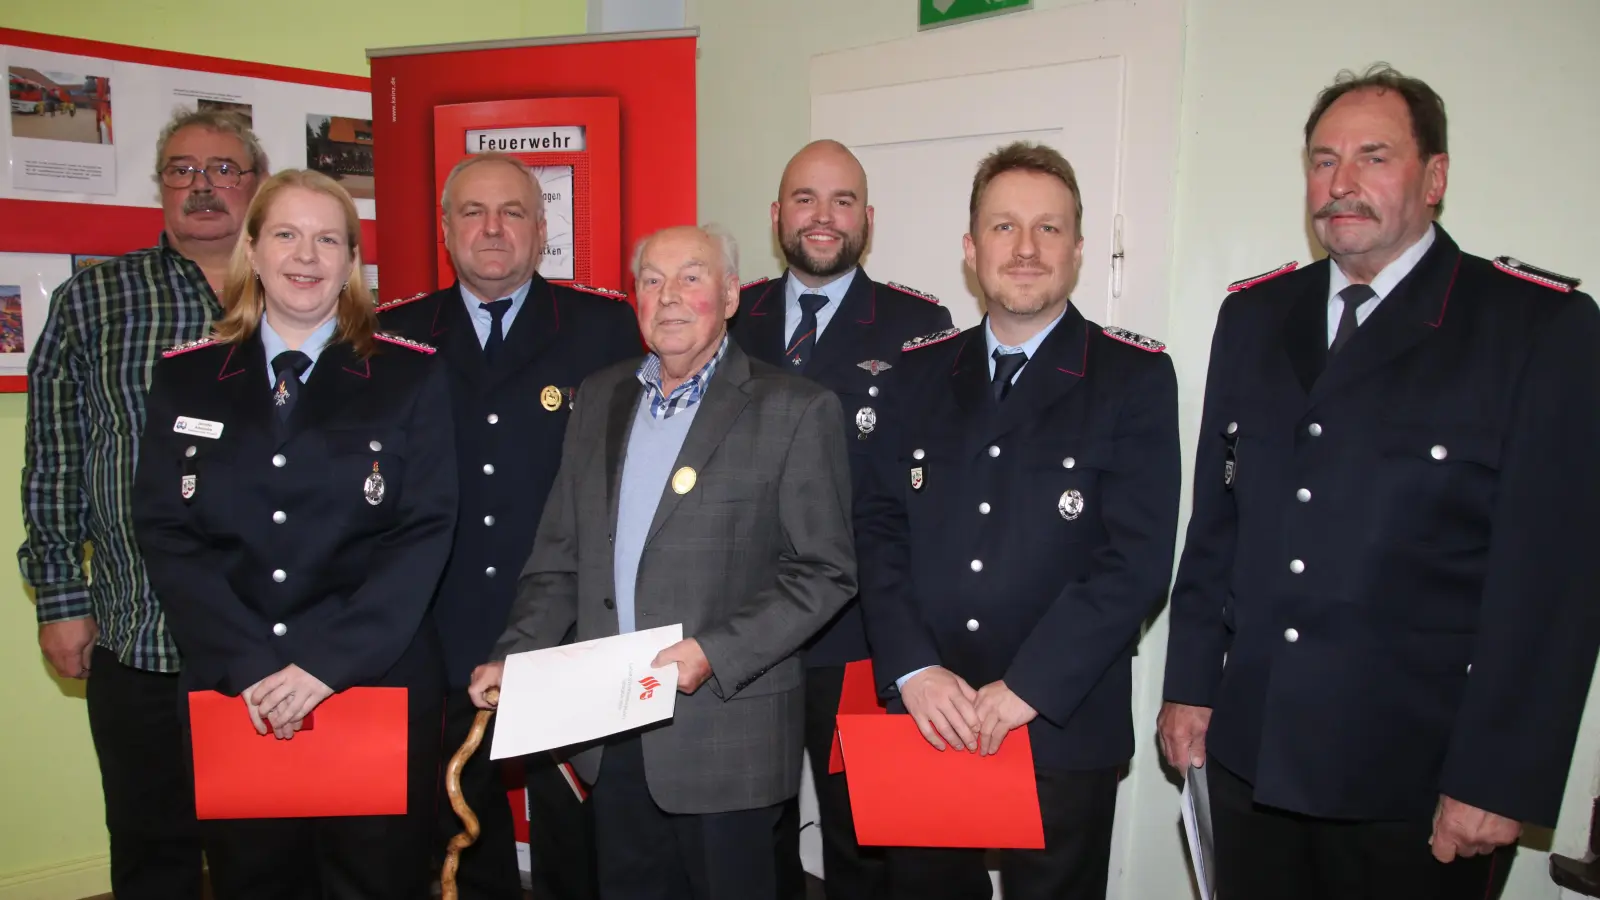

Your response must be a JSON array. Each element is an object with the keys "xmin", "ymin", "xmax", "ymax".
[
  {"xmin": 855, "ymin": 406, "xmax": 877, "ymax": 435},
  {"xmin": 364, "ymin": 461, "xmax": 386, "ymax": 506},
  {"xmin": 1058, "ymin": 489, "xmax": 1084, "ymax": 521}
]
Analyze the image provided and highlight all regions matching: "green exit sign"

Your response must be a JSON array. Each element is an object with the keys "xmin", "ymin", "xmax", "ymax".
[{"xmin": 919, "ymin": 0, "xmax": 1031, "ymax": 30}]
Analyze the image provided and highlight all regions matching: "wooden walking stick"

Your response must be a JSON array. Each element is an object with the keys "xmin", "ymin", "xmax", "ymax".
[{"xmin": 441, "ymin": 687, "xmax": 497, "ymax": 900}]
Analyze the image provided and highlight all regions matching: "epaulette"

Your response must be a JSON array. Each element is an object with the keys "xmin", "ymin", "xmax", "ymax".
[
  {"xmin": 570, "ymin": 283, "xmax": 628, "ymax": 300},
  {"xmin": 1227, "ymin": 262, "xmax": 1299, "ymax": 292},
  {"xmin": 902, "ymin": 327, "xmax": 962, "ymax": 352},
  {"xmin": 886, "ymin": 282, "xmax": 942, "ymax": 304},
  {"xmin": 374, "ymin": 332, "xmax": 437, "ymax": 354},
  {"xmin": 374, "ymin": 291, "xmax": 429, "ymax": 313},
  {"xmin": 1493, "ymin": 256, "xmax": 1580, "ymax": 293},
  {"xmin": 1103, "ymin": 326, "xmax": 1166, "ymax": 353},
  {"xmin": 740, "ymin": 277, "xmax": 770, "ymax": 290},
  {"xmin": 162, "ymin": 336, "xmax": 217, "ymax": 358}
]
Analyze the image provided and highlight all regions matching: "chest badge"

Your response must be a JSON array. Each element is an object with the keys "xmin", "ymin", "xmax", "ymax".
[
  {"xmin": 364, "ymin": 461, "xmax": 386, "ymax": 506},
  {"xmin": 672, "ymin": 466, "xmax": 698, "ymax": 495},
  {"xmin": 540, "ymin": 385, "xmax": 563, "ymax": 412},
  {"xmin": 910, "ymin": 466, "xmax": 924, "ymax": 491},
  {"xmin": 857, "ymin": 359, "xmax": 892, "ymax": 376},
  {"xmin": 855, "ymin": 406, "xmax": 877, "ymax": 437},
  {"xmin": 273, "ymin": 378, "xmax": 290, "ymax": 407},
  {"xmin": 1058, "ymin": 489, "xmax": 1084, "ymax": 521},
  {"xmin": 181, "ymin": 474, "xmax": 197, "ymax": 500}
]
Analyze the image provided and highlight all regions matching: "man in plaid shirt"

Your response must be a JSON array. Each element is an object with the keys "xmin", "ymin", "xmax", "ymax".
[{"xmin": 19, "ymin": 108, "xmax": 267, "ymax": 900}]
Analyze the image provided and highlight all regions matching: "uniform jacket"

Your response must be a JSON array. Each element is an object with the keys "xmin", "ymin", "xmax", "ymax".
[
  {"xmin": 377, "ymin": 277, "xmax": 641, "ymax": 686},
  {"xmin": 131, "ymin": 330, "xmax": 458, "ymax": 698},
  {"xmin": 491, "ymin": 341, "xmax": 858, "ymax": 814},
  {"xmin": 1163, "ymin": 226, "xmax": 1600, "ymax": 825},
  {"xmin": 858, "ymin": 305, "xmax": 1180, "ymax": 771},
  {"xmin": 731, "ymin": 270, "xmax": 952, "ymax": 666}
]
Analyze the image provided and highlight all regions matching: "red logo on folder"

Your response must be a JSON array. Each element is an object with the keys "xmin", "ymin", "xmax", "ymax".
[{"xmin": 639, "ymin": 676, "xmax": 661, "ymax": 700}]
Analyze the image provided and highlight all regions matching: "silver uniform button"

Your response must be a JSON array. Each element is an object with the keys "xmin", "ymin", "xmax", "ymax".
[
  {"xmin": 272, "ymin": 622, "xmax": 287, "ymax": 637},
  {"xmin": 484, "ymin": 515, "xmax": 496, "ymax": 526},
  {"xmin": 1062, "ymin": 457, "xmax": 1076, "ymax": 469},
  {"xmin": 978, "ymin": 502, "xmax": 991, "ymax": 515},
  {"xmin": 966, "ymin": 619, "xmax": 980, "ymax": 632},
  {"xmin": 370, "ymin": 440, "xmax": 383, "ymax": 452},
  {"xmin": 1467, "ymin": 663, "xmax": 1473, "ymax": 674},
  {"xmin": 970, "ymin": 559, "xmax": 983, "ymax": 573},
  {"xmin": 1289, "ymin": 559, "xmax": 1305, "ymax": 574},
  {"xmin": 185, "ymin": 445, "xmax": 197, "ymax": 458},
  {"xmin": 1227, "ymin": 422, "xmax": 1238, "ymax": 435},
  {"xmin": 486, "ymin": 566, "xmax": 497, "ymax": 577},
  {"xmin": 1296, "ymin": 488, "xmax": 1311, "ymax": 503},
  {"xmin": 272, "ymin": 569, "xmax": 287, "ymax": 583},
  {"xmin": 487, "ymin": 413, "xmax": 500, "ymax": 424},
  {"xmin": 272, "ymin": 453, "xmax": 286, "ymax": 467},
  {"xmin": 1284, "ymin": 627, "xmax": 1300, "ymax": 643},
  {"xmin": 1430, "ymin": 444, "xmax": 1448, "ymax": 460},
  {"xmin": 483, "ymin": 463, "xmax": 495, "ymax": 475},
  {"xmin": 272, "ymin": 510, "xmax": 287, "ymax": 524},
  {"xmin": 987, "ymin": 446, "xmax": 1001, "ymax": 458},
  {"xmin": 1308, "ymin": 423, "xmax": 1323, "ymax": 437},
  {"xmin": 868, "ymin": 385, "xmax": 880, "ymax": 398},
  {"xmin": 913, "ymin": 449, "xmax": 925, "ymax": 461}
]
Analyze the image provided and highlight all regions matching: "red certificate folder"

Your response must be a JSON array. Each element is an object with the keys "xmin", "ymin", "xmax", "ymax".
[
  {"xmin": 828, "ymin": 658, "xmax": 887, "ymax": 774},
  {"xmin": 836, "ymin": 713, "xmax": 1045, "ymax": 849},
  {"xmin": 188, "ymin": 687, "xmax": 408, "ymax": 819}
]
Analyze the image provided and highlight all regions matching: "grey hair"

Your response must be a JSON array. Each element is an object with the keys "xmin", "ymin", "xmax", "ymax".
[
  {"xmin": 630, "ymin": 224, "xmax": 740, "ymax": 285},
  {"xmin": 153, "ymin": 107, "xmax": 269, "ymax": 180},
  {"xmin": 439, "ymin": 152, "xmax": 546, "ymax": 217}
]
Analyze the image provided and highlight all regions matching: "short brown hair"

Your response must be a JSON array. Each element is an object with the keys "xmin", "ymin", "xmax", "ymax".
[
  {"xmin": 213, "ymin": 170, "xmax": 376, "ymax": 356},
  {"xmin": 1305, "ymin": 63, "xmax": 1448, "ymax": 159},
  {"xmin": 969, "ymin": 142, "xmax": 1084, "ymax": 237},
  {"xmin": 153, "ymin": 108, "xmax": 269, "ymax": 181}
]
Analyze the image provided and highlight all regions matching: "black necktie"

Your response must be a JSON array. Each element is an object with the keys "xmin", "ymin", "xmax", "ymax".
[
  {"xmin": 481, "ymin": 298, "xmax": 513, "ymax": 365},
  {"xmin": 271, "ymin": 350, "xmax": 312, "ymax": 422},
  {"xmin": 785, "ymin": 292, "xmax": 829, "ymax": 374},
  {"xmin": 1330, "ymin": 284, "xmax": 1376, "ymax": 356},
  {"xmin": 992, "ymin": 349, "xmax": 1028, "ymax": 403}
]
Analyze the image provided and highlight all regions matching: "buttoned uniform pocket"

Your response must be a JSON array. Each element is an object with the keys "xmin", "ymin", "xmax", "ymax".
[
  {"xmin": 323, "ymin": 427, "xmax": 408, "ymax": 515},
  {"xmin": 1019, "ymin": 439, "xmax": 1114, "ymax": 543},
  {"xmin": 1375, "ymin": 423, "xmax": 1500, "ymax": 550}
]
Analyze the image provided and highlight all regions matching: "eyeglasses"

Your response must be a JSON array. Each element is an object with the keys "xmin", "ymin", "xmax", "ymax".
[{"xmin": 159, "ymin": 162, "xmax": 256, "ymax": 189}]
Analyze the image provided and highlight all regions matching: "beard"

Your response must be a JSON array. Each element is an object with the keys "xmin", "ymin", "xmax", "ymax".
[{"xmin": 781, "ymin": 225, "xmax": 867, "ymax": 280}]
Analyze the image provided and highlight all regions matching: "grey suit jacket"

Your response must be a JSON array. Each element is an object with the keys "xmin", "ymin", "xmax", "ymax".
[{"xmin": 493, "ymin": 338, "xmax": 857, "ymax": 814}]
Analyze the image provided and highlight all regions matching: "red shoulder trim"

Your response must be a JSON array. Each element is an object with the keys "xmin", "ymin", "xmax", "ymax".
[
  {"xmin": 1102, "ymin": 326, "xmax": 1166, "ymax": 353},
  {"xmin": 740, "ymin": 277, "xmax": 770, "ymax": 290},
  {"xmin": 902, "ymin": 327, "xmax": 962, "ymax": 351},
  {"xmin": 161, "ymin": 337, "xmax": 217, "ymax": 358},
  {"xmin": 374, "ymin": 291, "xmax": 429, "ymax": 313},
  {"xmin": 1493, "ymin": 257, "xmax": 1579, "ymax": 293},
  {"xmin": 1227, "ymin": 262, "xmax": 1299, "ymax": 292},
  {"xmin": 570, "ymin": 283, "xmax": 628, "ymax": 300},
  {"xmin": 886, "ymin": 281, "xmax": 942, "ymax": 304},
  {"xmin": 374, "ymin": 333, "xmax": 437, "ymax": 354}
]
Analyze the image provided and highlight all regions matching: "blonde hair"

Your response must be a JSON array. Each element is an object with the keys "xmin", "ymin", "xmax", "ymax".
[{"xmin": 213, "ymin": 169, "xmax": 376, "ymax": 356}]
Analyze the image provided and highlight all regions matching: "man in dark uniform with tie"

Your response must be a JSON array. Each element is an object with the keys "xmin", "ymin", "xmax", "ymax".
[
  {"xmin": 1159, "ymin": 64, "xmax": 1600, "ymax": 899},
  {"xmin": 856, "ymin": 141, "xmax": 1180, "ymax": 900},
  {"xmin": 731, "ymin": 139, "xmax": 952, "ymax": 900},
  {"xmin": 378, "ymin": 152, "xmax": 640, "ymax": 900}
]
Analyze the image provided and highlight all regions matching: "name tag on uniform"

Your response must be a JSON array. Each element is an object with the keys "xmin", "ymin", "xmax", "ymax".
[{"xmin": 173, "ymin": 416, "xmax": 224, "ymax": 439}]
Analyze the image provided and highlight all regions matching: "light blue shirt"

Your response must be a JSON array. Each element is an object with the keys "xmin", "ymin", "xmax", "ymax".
[
  {"xmin": 785, "ymin": 268, "xmax": 857, "ymax": 348},
  {"xmin": 460, "ymin": 279, "xmax": 533, "ymax": 348},
  {"xmin": 612, "ymin": 397, "xmax": 701, "ymax": 634},
  {"xmin": 260, "ymin": 314, "xmax": 338, "ymax": 388},
  {"xmin": 1326, "ymin": 223, "xmax": 1435, "ymax": 346}
]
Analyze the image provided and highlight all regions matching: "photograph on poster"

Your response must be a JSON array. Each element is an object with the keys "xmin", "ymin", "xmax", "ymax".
[
  {"xmin": 306, "ymin": 114, "xmax": 374, "ymax": 199},
  {"xmin": 72, "ymin": 254, "xmax": 115, "ymax": 271},
  {"xmin": 362, "ymin": 264, "xmax": 378, "ymax": 292},
  {"xmin": 0, "ymin": 285, "xmax": 23, "ymax": 353},
  {"xmin": 6, "ymin": 49, "xmax": 118, "ymax": 196},
  {"xmin": 8, "ymin": 67, "xmax": 113, "ymax": 145},
  {"xmin": 532, "ymin": 165, "xmax": 575, "ymax": 281},
  {"xmin": 0, "ymin": 252, "xmax": 73, "ymax": 379}
]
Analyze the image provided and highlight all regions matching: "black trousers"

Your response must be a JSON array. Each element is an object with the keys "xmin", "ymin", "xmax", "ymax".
[
  {"xmin": 197, "ymin": 678, "xmax": 442, "ymax": 900},
  {"xmin": 1209, "ymin": 758, "xmax": 1515, "ymax": 900},
  {"xmin": 591, "ymin": 735, "xmax": 784, "ymax": 900},
  {"xmin": 85, "ymin": 645, "xmax": 204, "ymax": 900},
  {"xmin": 885, "ymin": 764, "xmax": 1118, "ymax": 900},
  {"xmin": 526, "ymin": 744, "xmax": 601, "ymax": 899},
  {"xmin": 776, "ymin": 665, "xmax": 886, "ymax": 900}
]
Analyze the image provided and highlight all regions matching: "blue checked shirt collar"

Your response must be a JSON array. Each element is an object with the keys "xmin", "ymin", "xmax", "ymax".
[{"xmin": 636, "ymin": 335, "xmax": 729, "ymax": 419}]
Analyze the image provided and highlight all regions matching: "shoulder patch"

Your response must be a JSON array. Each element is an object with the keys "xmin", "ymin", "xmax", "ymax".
[
  {"xmin": 1103, "ymin": 326, "xmax": 1166, "ymax": 353},
  {"xmin": 885, "ymin": 281, "xmax": 942, "ymax": 305},
  {"xmin": 374, "ymin": 332, "xmax": 437, "ymax": 354},
  {"xmin": 1227, "ymin": 262, "xmax": 1299, "ymax": 292},
  {"xmin": 570, "ymin": 283, "xmax": 628, "ymax": 301},
  {"xmin": 1493, "ymin": 256, "xmax": 1580, "ymax": 293},
  {"xmin": 375, "ymin": 291, "xmax": 429, "ymax": 313},
  {"xmin": 161, "ymin": 336, "xmax": 217, "ymax": 358},
  {"xmin": 740, "ymin": 277, "xmax": 770, "ymax": 290},
  {"xmin": 902, "ymin": 327, "xmax": 962, "ymax": 352}
]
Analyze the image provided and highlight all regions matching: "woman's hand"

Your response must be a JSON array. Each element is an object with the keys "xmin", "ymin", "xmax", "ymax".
[{"xmin": 246, "ymin": 665, "xmax": 334, "ymax": 739}]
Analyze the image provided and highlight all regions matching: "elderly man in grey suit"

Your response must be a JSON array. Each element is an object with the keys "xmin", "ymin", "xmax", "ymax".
[{"xmin": 469, "ymin": 224, "xmax": 858, "ymax": 900}]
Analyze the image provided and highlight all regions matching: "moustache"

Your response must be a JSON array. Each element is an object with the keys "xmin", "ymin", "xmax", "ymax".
[
  {"xmin": 1005, "ymin": 262, "xmax": 1051, "ymax": 274},
  {"xmin": 183, "ymin": 193, "xmax": 226, "ymax": 215},
  {"xmin": 1314, "ymin": 199, "xmax": 1379, "ymax": 221}
]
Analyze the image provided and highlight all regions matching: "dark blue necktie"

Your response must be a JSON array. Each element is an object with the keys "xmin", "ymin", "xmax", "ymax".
[
  {"xmin": 271, "ymin": 350, "xmax": 311, "ymax": 422},
  {"xmin": 1330, "ymin": 283, "xmax": 1376, "ymax": 356},
  {"xmin": 785, "ymin": 292, "xmax": 829, "ymax": 374},
  {"xmin": 992, "ymin": 349, "xmax": 1028, "ymax": 403},
  {"xmin": 481, "ymin": 298, "xmax": 513, "ymax": 365}
]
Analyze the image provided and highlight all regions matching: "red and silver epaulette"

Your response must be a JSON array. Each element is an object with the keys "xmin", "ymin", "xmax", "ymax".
[
  {"xmin": 570, "ymin": 283, "xmax": 628, "ymax": 300},
  {"xmin": 1227, "ymin": 262, "xmax": 1299, "ymax": 292},
  {"xmin": 374, "ymin": 332, "xmax": 437, "ymax": 354},
  {"xmin": 740, "ymin": 277, "xmax": 771, "ymax": 290},
  {"xmin": 161, "ymin": 336, "xmax": 217, "ymax": 358},
  {"xmin": 1103, "ymin": 326, "xmax": 1166, "ymax": 353},
  {"xmin": 902, "ymin": 327, "xmax": 962, "ymax": 352},
  {"xmin": 886, "ymin": 282, "xmax": 942, "ymax": 304},
  {"xmin": 375, "ymin": 291, "xmax": 429, "ymax": 313},
  {"xmin": 1493, "ymin": 256, "xmax": 1581, "ymax": 293}
]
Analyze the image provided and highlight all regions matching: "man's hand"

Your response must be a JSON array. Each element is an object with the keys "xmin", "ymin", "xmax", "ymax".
[
  {"xmin": 901, "ymin": 666, "xmax": 980, "ymax": 752},
  {"xmin": 469, "ymin": 662, "xmax": 505, "ymax": 709},
  {"xmin": 1430, "ymin": 795, "xmax": 1522, "ymax": 863},
  {"xmin": 651, "ymin": 639, "xmax": 711, "ymax": 694},
  {"xmin": 1158, "ymin": 701, "xmax": 1213, "ymax": 770},
  {"xmin": 247, "ymin": 665, "xmax": 334, "ymax": 740},
  {"xmin": 40, "ymin": 618, "xmax": 98, "ymax": 679},
  {"xmin": 973, "ymin": 680, "xmax": 1038, "ymax": 756}
]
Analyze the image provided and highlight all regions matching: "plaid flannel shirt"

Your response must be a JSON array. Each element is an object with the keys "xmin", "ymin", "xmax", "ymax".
[{"xmin": 635, "ymin": 335, "xmax": 728, "ymax": 419}]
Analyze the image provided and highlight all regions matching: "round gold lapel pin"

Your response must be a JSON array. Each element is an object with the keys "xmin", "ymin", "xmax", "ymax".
[{"xmin": 671, "ymin": 466, "xmax": 698, "ymax": 494}]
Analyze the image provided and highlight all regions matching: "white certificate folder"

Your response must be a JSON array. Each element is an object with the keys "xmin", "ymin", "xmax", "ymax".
[{"xmin": 489, "ymin": 624, "xmax": 683, "ymax": 760}]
